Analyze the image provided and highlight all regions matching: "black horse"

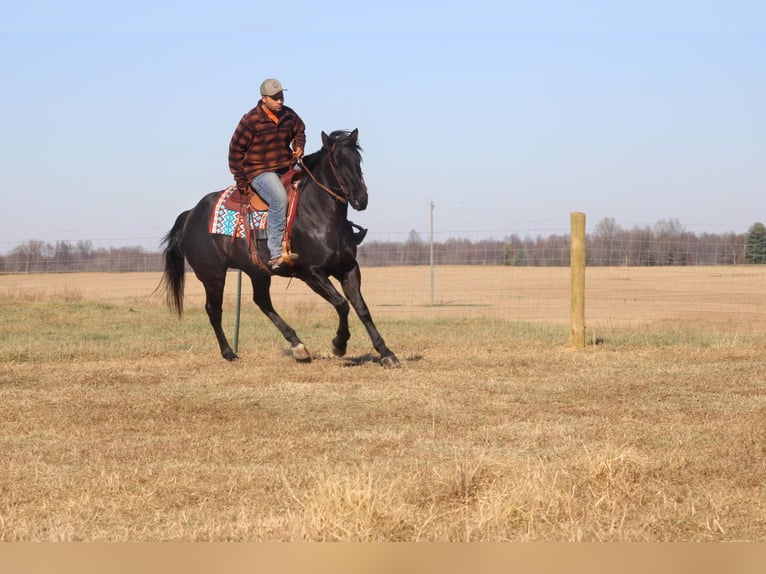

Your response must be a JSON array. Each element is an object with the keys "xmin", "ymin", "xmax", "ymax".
[{"xmin": 160, "ymin": 129, "xmax": 400, "ymax": 368}]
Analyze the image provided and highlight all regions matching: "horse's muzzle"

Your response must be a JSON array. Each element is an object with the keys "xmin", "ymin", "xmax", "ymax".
[
  {"xmin": 350, "ymin": 183, "xmax": 368, "ymax": 211},
  {"xmin": 353, "ymin": 195, "xmax": 368, "ymax": 211}
]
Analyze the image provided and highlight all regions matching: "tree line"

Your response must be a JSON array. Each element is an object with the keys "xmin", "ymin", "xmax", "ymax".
[
  {"xmin": 0, "ymin": 240, "xmax": 163, "ymax": 274},
  {"xmin": 357, "ymin": 220, "xmax": 766, "ymax": 267},
  {"xmin": 2, "ymin": 220, "xmax": 765, "ymax": 274}
]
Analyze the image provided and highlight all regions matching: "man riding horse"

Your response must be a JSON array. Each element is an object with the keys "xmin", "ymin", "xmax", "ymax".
[
  {"xmin": 162, "ymin": 127, "xmax": 400, "ymax": 367},
  {"xmin": 228, "ymin": 78, "xmax": 304, "ymax": 272},
  {"xmin": 162, "ymin": 78, "xmax": 398, "ymax": 366}
]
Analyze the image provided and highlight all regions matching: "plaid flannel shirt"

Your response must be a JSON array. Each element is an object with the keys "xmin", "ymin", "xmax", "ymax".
[{"xmin": 228, "ymin": 101, "xmax": 306, "ymax": 190}]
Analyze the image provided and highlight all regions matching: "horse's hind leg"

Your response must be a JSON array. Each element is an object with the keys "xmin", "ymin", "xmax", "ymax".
[
  {"xmin": 202, "ymin": 278, "xmax": 238, "ymax": 361},
  {"xmin": 249, "ymin": 273, "xmax": 311, "ymax": 362}
]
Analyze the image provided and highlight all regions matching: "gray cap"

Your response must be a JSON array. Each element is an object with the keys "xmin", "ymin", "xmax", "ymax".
[{"xmin": 260, "ymin": 78, "xmax": 285, "ymax": 96}]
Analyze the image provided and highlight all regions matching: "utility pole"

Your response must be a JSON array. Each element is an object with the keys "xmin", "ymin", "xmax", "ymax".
[{"xmin": 430, "ymin": 201, "xmax": 435, "ymax": 305}]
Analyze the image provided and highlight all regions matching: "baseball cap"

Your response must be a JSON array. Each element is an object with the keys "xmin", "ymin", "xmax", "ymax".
[{"xmin": 260, "ymin": 79, "xmax": 286, "ymax": 96}]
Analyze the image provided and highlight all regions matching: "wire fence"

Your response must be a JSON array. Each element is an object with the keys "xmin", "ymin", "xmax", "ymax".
[
  {"xmin": 0, "ymin": 227, "xmax": 754, "ymax": 272},
  {"xmin": 1, "ymin": 226, "xmax": 765, "ymax": 334}
]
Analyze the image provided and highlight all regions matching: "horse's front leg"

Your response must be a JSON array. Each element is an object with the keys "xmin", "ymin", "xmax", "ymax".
[
  {"xmin": 249, "ymin": 273, "xmax": 311, "ymax": 362},
  {"xmin": 300, "ymin": 270, "xmax": 352, "ymax": 358},
  {"xmin": 338, "ymin": 265, "xmax": 400, "ymax": 368}
]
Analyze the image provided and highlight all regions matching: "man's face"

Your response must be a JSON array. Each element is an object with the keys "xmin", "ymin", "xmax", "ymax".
[{"xmin": 262, "ymin": 91, "xmax": 284, "ymax": 113}]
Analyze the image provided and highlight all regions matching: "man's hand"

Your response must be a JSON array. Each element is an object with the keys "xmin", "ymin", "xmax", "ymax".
[{"xmin": 292, "ymin": 147, "xmax": 303, "ymax": 159}]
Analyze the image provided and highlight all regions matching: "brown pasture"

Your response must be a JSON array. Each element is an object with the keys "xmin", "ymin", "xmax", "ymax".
[
  {"xmin": 0, "ymin": 267, "xmax": 765, "ymax": 541},
  {"xmin": 2, "ymin": 265, "xmax": 765, "ymax": 330}
]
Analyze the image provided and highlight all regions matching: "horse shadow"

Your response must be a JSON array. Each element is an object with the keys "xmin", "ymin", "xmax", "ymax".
[{"xmin": 281, "ymin": 351, "xmax": 423, "ymax": 367}]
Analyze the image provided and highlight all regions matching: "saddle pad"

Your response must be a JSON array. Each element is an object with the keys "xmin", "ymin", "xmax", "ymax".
[{"xmin": 210, "ymin": 185, "xmax": 268, "ymax": 238}]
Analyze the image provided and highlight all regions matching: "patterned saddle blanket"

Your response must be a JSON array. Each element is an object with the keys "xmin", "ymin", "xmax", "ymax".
[
  {"xmin": 209, "ymin": 185, "xmax": 268, "ymax": 239},
  {"xmin": 208, "ymin": 170, "xmax": 304, "ymax": 240}
]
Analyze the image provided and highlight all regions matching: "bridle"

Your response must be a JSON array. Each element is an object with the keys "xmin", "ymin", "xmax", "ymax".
[{"xmin": 297, "ymin": 149, "xmax": 356, "ymax": 204}]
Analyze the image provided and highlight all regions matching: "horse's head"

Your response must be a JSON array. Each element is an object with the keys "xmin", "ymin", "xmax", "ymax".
[{"xmin": 321, "ymin": 129, "xmax": 368, "ymax": 211}]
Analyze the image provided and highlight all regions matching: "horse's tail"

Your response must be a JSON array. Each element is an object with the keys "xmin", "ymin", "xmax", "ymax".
[{"xmin": 160, "ymin": 210, "xmax": 190, "ymax": 317}]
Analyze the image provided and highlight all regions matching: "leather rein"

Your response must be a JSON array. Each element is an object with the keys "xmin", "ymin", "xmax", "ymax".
[{"xmin": 297, "ymin": 153, "xmax": 350, "ymax": 204}]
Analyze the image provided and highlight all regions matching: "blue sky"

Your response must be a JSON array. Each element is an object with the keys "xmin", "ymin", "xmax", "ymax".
[{"xmin": 1, "ymin": 1, "xmax": 764, "ymax": 249}]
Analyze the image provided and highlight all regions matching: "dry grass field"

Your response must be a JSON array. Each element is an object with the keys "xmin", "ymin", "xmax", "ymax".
[
  {"xmin": 0, "ymin": 267, "xmax": 765, "ymax": 541},
  {"xmin": 1, "ymin": 265, "xmax": 764, "ymax": 330}
]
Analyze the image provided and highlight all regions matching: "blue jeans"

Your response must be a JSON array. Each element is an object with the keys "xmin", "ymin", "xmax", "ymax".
[{"xmin": 251, "ymin": 172, "xmax": 288, "ymax": 260}]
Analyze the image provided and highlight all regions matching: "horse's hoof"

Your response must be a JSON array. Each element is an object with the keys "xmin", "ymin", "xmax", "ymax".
[
  {"xmin": 291, "ymin": 343, "xmax": 311, "ymax": 363},
  {"xmin": 223, "ymin": 351, "xmax": 239, "ymax": 362},
  {"xmin": 332, "ymin": 339, "xmax": 347, "ymax": 358},
  {"xmin": 381, "ymin": 354, "xmax": 400, "ymax": 368},
  {"xmin": 332, "ymin": 337, "xmax": 346, "ymax": 357}
]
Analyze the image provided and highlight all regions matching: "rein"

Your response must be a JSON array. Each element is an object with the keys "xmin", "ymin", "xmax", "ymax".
[{"xmin": 297, "ymin": 155, "xmax": 348, "ymax": 204}]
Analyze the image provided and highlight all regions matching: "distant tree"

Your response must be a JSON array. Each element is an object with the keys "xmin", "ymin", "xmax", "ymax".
[
  {"xmin": 53, "ymin": 241, "xmax": 74, "ymax": 271},
  {"xmin": 406, "ymin": 230, "xmax": 423, "ymax": 244},
  {"xmin": 653, "ymin": 218, "xmax": 685, "ymax": 236},
  {"xmin": 718, "ymin": 232, "xmax": 745, "ymax": 265},
  {"xmin": 403, "ymin": 230, "xmax": 426, "ymax": 264},
  {"xmin": 591, "ymin": 217, "xmax": 623, "ymax": 265},
  {"xmin": 10, "ymin": 240, "xmax": 47, "ymax": 273},
  {"xmin": 503, "ymin": 234, "xmax": 525, "ymax": 266},
  {"xmin": 594, "ymin": 217, "xmax": 622, "ymax": 238},
  {"xmin": 653, "ymin": 218, "xmax": 686, "ymax": 265},
  {"xmin": 745, "ymin": 222, "xmax": 766, "ymax": 264}
]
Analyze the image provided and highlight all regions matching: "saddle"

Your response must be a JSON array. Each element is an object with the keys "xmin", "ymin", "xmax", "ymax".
[
  {"xmin": 226, "ymin": 169, "xmax": 304, "ymax": 212},
  {"xmin": 226, "ymin": 168, "xmax": 305, "ymax": 269}
]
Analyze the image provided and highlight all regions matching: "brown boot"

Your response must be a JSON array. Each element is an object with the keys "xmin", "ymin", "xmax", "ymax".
[{"xmin": 268, "ymin": 253, "xmax": 299, "ymax": 272}]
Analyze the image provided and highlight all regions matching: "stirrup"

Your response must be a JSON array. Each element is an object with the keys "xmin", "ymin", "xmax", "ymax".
[{"xmin": 268, "ymin": 253, "xmax": 299, "ymax": 271}]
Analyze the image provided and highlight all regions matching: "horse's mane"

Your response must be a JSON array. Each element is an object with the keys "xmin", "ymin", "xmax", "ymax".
[{"xmin": 302, "ymin": 130, "xmax": 362, "ymax": 170}]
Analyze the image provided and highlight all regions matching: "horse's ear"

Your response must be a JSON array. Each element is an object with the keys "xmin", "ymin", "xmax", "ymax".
[
  {"xmin": 321, "ymin": 131, "xmax": 330, "ymax": 148},
  {"xmin": 351, "ymin": 128, "xmax": 358, "ymax": 142}
]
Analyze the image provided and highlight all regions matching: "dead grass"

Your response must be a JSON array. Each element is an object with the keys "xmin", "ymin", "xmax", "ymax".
[
  {"xmin": 1, "ymin": 276, "xmax": 765, "ymax": 541},
  {"xmin": 1, "ymin": 265, "xmax": 765, "ymax": 331}
]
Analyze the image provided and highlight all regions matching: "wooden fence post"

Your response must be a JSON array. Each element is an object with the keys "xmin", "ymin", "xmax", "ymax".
[{"xmin": 570, "ymin": 212, "xmax": 586, "ymax": 348}]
